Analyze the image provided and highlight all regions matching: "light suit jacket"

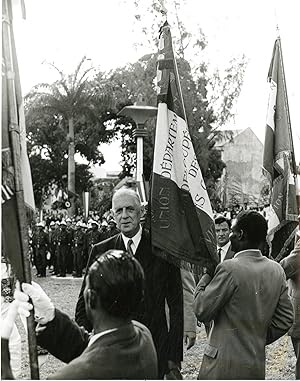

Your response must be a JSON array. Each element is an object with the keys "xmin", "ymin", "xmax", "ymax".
[
  {"xmin": 280, "ymin": 240, "xmax": 300, "ymax": 338},
  {"xmin": 194, "ymin": 250, "xmax": 294, "ymax": 380}
]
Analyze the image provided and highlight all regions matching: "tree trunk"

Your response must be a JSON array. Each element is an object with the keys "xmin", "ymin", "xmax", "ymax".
[{"xmin": 68, "ymin": 116, "xmax": 75, "ymax": 216}]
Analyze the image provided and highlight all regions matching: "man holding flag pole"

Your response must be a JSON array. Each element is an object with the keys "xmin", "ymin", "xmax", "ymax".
[{"xmin": 192, "ymin": 33, "xmax": 296, "ymax": 380}]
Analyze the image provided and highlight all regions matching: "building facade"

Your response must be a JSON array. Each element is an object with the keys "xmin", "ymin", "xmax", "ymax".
[{"xmin": 217, "ymin": 127, "xmax": 269, "ymax": 209}]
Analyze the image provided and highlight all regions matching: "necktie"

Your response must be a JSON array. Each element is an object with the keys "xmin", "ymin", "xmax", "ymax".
[
  {"xmin": 127, "ymin": 239, "xmax": 134, "ymax": 256},
  {"xmin": 218, "ymin": 248, "xmax": 222, "ymax": 262}
]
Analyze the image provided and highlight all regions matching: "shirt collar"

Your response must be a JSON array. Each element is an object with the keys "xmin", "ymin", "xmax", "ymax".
[
  {"xmin": 234, "ymin": 249, "xmax": 262, "ymax": 258},
  {"xmin": 217, "ymin": 241, "xmax": 231, "ymax": 253},
  {"xmin": 121, "ymin": 225, "xmax": 142, "ymax": 255},
  {"xmin": 88, "ymin": 328, "xmax": 118, "ymax": 347}
]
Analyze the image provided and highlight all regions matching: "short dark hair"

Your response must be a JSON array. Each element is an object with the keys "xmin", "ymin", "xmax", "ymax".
[
  {"xmin": 88, "ymin": 250, "xmax": 144, "ymax": 319},
  {"xmin": 214, "ymin": 215, "xmax": 231, "ymax": 229},
  {"xmin": 235, "ymin": 210, "xmax": 267, "ymax": 245}
]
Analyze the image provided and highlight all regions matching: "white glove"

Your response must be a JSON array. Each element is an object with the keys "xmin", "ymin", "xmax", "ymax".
[
  {"xmin": 22, "ymin": 282, "xmax": 55, "ymax": 325},
  {"xmin": 1, "ymin": 291, "xmax": 33, "ymax": 339}
]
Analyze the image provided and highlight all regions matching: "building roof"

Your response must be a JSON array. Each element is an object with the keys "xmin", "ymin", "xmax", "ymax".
[{"xmin": 215, "ymin": 127, "xmax": 262, "ymax": 148}]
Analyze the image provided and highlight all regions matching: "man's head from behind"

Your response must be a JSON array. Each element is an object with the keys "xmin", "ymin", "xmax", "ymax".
[
  {"xmin": 215, "ymin": 215, "xmax": 231, "ymax": 247},
  {"xmin": 84, "ymin": 250, "xmax": 145, "ymax": 325},
  {"xmin": 111, "ymin": 188, "xmax": 143, "ymax": 238},
  {"xmin": 230, "ymin": 210, "xmax": 268, "ymax": 253}
]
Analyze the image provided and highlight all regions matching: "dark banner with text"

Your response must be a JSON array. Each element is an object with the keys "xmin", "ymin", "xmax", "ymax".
[{"xmin": 150, "ymin": 22, "xmax": 218, "ymax": 274}]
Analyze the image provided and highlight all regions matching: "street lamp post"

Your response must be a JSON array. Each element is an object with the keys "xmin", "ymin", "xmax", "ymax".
[{"xmin": 118, "ymin": 96, "xmax": 157, "ymax": 184}]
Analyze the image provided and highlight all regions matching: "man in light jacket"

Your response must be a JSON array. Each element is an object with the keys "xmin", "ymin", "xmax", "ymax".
[
  {"xmin": 280, "ymin": 238, "xmax": 300, "ymax": 379},
  {"xmin": 194, "ymin": 210, "xmax": 294, "ymax": 379}
]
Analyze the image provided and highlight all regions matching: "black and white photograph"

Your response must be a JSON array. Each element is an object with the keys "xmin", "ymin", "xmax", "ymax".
[{"xmin": 1, "ymin": 0, "xmax": 300, "ymax": 379}]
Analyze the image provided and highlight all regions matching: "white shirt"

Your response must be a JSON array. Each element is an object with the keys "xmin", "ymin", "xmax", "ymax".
[
  {"xmin": 121, "ymin": 225, "xmax": 142, "ymax": 255},
  {"xmin": 233, "ymin": 249, "xmax": 261, "ymax": 258},
  {"xmin": 217, "ymin": 241, "xmax": 231, "ymax": 263},
  {"xmin": 88, "ymin": 328, "xmax": 118, "ymax": 347}
]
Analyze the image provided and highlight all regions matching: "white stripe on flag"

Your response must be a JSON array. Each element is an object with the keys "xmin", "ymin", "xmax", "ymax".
[
  {"xmin": 153, "ymin": 103, "xmax": 213, "ymax": 218},
  {"xmin": 267, "ymin": 204, "xmax": 281, "ymax": 235},
  {"xmin": 266, "ymin": 79, "xmax": 277, "ymax": 131},
  {"xmin": 5, "ymin": 185, "xmax": 14, "ymax": 196},
  {"xmin": 2, "ymin": 185, "xmax": 11, "ymax": 200}
]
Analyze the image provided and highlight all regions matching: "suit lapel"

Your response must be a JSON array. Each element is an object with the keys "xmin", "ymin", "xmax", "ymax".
[{"xmin": 224, "ymin": 245, "xmax": 235, "ymax": 261}]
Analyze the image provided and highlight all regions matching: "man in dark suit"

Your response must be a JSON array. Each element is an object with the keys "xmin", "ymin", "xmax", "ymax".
[
  {"xmin": 75, "ymin": 188, "xmax": 184, "ymax": 379},
  {"xmin": 2, "ymin": 250, "xmax": 157, "ymax": 380},
  {"xmin": 215, "ymin": 215, "xmax": 235, "ymax": 262},
  {"xmin": 194, "ymin": 210, "xmax": 293, "ymax": 379},
  {"xmin": 201, "ymin": 215, "xmax": 235, "ymax": 336}
]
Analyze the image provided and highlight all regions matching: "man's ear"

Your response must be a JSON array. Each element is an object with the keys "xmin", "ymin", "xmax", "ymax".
[
  {"xmin": 238, "ymin": 229, "xmax": 244, "ymax": 240},
  {"xmin": 140, "ymin": 205, "xmax": 145, "ymax": 218}
]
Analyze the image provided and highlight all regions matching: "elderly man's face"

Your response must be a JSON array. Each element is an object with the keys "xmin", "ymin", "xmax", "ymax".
[{"xmin": 112, "ymin": 193, "xmax": 142, "ymax": 238}]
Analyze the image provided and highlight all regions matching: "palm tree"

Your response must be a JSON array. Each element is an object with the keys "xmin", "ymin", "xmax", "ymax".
[{"xmin": 27, "ymin": 57, "xmax": 98, "ymax": 215}]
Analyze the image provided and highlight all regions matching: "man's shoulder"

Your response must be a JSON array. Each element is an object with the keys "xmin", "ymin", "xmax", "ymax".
[
  {"xmin": 139, "ymin": 228, "xmax": 151, "ymax": 246},
  {"xmin": 132, "ymin": 319, "xmax": 152, "ymax": 336},
  {"xmin": 48, "ymin": 351, "xmax": 99, "ymax": 380},
  {"xmin": 221, "ymin": 250, "xmax": 285, "ymax": 276},
  {"xmin": 92, "ymin": 233, "xmax": 121, "ymax": 252}
]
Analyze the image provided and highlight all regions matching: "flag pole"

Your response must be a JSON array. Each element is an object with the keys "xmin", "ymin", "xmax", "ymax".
[
  {"xmin": 277, "ymin": 35, "xmax": 299, "ymax": 236},
  {"xmin": 2, "ymin": 0, "xmax": 39, "ymax": 378},
  {"xmin": 277, "ymin": 37, "xmax": 297, "ymax": 175}
]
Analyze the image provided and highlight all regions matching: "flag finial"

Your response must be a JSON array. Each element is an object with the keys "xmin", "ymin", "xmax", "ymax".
[
  {"xmin": 276, "ymin": 23, "xmax": 280, "ymax": 38},
  {"xmin": 158, "ymin": 0, "xmax": 168, "ymax": 18}
]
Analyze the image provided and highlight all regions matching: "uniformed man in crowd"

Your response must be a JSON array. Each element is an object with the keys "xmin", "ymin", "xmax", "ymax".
[
  {"xmin": 56, "ymin": 221, "xmax": 71, "ymax": 277},
  {"xmin": 32, "ymin": 222, "xmax": 48, "ymax": 277},
  {"xmin": 66, "ymin": 217, "xmax": 74, "ymax": 274},
  {"xmin": 106, "ymin": 217, "xmax": 119, "ymax": 238},
  {"xmin": 99, "ymin": 220, "xmax": 109, "ymax": 239},
  {"xmin": 86, "ymin": 221, "xmax": 102, "ymax": 264},
  {"xmin": 48, "ymin": 221, "xmax": 56, "ymax": 271},
  {"xmin": 72, "ymin": 222, "xmax": 86, "ymax": 278},
  {"xmin": 50, "ymin": 221, "xmax": 61, "ymax": 275}
]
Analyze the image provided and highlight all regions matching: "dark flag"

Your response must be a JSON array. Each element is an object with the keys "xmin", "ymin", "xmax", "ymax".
[
  {"xmin": 150, "ymin": 22, "xmax": 218, "ymax": 274},
  {"xmin": 2, "ymin": 0, "xmax": 39, "ymax": 378},
  {"xmin": 263, "ymin": 38, "xmax": 298, "ymax": 261},
  {"xmin": 2, "ymin": 0, "xmax": 35, "ymax": 282}
]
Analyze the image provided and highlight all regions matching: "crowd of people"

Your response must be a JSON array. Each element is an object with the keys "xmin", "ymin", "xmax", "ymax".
[
  {"xmin": 30, "ymin": 215, "xmax": 119, "ymax": 278},
  {"xmin": 1, "ymin": 188, "xmax": 299, "ymax": 379}
]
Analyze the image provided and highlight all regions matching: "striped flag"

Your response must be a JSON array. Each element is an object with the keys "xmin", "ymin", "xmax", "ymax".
[
  {"xmin": 2, "ymin": 0, "xmax": 35, "ymax": 281},
  {"xmin": 136, "ymin": 176, "xmax": 148, "ymax": 207},
  {"xmin": 150, "ymin": 22, "xmax": 218, "ymax": 274},
  {"xmin": 263, "ymin": 38, "xmax": 298, "ymax": 261}
]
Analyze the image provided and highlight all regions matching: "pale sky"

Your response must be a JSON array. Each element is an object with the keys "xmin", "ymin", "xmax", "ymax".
[{"xmin": 12, "ymin": 0, "xmax": 300, "ymax": 177}]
